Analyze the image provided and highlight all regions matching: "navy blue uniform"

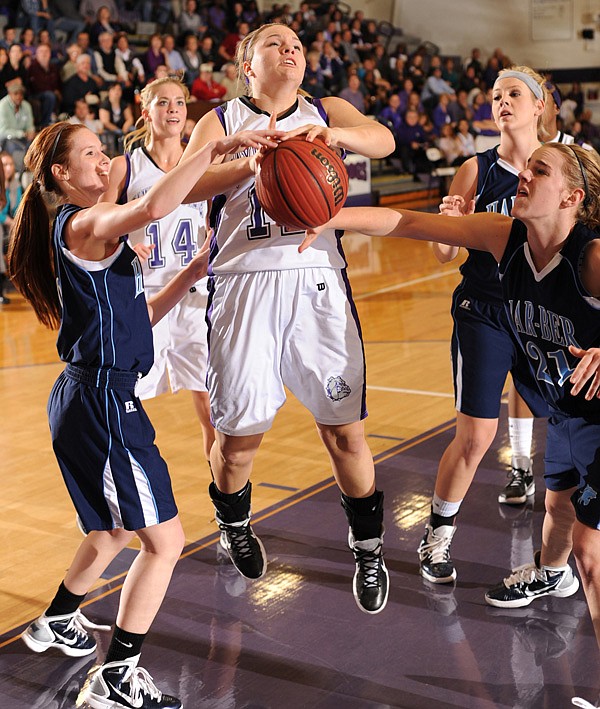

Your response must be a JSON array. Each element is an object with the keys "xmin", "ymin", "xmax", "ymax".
[
  {"xmin": 48, "ymin": 204, "xmax": 178, "ymax": 532},
  {"xmin": 450, "ymin": 147, "xmax": 547, "ymax": 418},
  {"xmin": 500, "ymin": 220, "xmax": 600, "ymax": 529}
]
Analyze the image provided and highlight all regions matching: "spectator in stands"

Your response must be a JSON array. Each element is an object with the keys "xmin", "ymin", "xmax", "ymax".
[
  {"xmin": 458, "ymin": 64, "xmax": 479, "ymax": 94},
  {"xmin": 447, "ymin": 89, "xmax": 471, "ymax": 125},
  {"xmin": 436, "ymin": 122, "xmax": 459, "ymax": 165},
  {"xmin": 349, "ymin": 17, "xmax": 366, "ymax": 58},
  {"xmin": 207, "ymin": 0, "xmax": 228, "ymax": 43},
  {"xmin": 220, "ymin": 61, "xmax": 244, "ymax": 100},
  {"xmin": 465, "ymin": 47, "xmax": 482, "ymax": 78},
  {"xmin": 79, "ymin": 0, "xmax": 118, "ymax": 28},
  {"xmin": 178, "ymin": 0, "xmax": 206, "ymax": 38},
  {"xmin": 61, "ymin": 52, "xmax": 100, "ymax": 114},
  {"xmin": 19, "ymin": 28, "xmax": 37, "ymax": 61},
  {"xmin": 303, "ymin": 50, "xmax": 327, "ymax": 98},
  {"xmin": 567, "ymin": 81, "xmax": 584, "ymax": 118},
  {"xmin": 114, "ymin": 33, "xmax": 145, "ymax": 93},
  {"xmin": 198, "ymin": 35, "xmax": 219, "ymax": 67},
  {"xmin": 190, "ymin": 63, "xmax": 226, "ymax": 101},
  {"xmin": 320, "ymin": 40, "xmax": 345, "ymax": 94},
  {"xmin": 218, "ymin": 21, "xmax": 249, "ymax": 68},
  {"xmin": 454, "ymin": 117, "xmax": 476, "ymax": 163},
  {"xmin": 94, "ymin": 31, "xmax": 128, "ymax": 89},
  {"xmin": 481, "ymin": 56, "xmax": 500, "ymax": 90},
  {"xmin": 60, "ymin": 43, "xmax": 81, "ymax": 83},
  {"xmin": 68, "ymin": 95, "xmax": 104, "ymax": 133},
  {"xmin": 442, "ymin": 57, "xmax": 459, "ymax": 90},
  {"xmin": 339, "ymin": 28, "xmax": 360, "ymax": 66},
  {"xmin": 89, "ymin": 5, "xmax": 122, "ymax": 46},
  {"xmin": 49, "ymin": 0, "xmax": 85, "ymax": 46},
  {"xmin": 396, "ymin": 106, "xmax": 431, "ymax": 178},
  {"xmin": 180, "ymin": 33, "xmax": 202, "ymax": 88},
  {"xmin": 432, "ymin": 92, "xmax": 452, "ymax": 135},
  {"xmin": 378, "ymin": 92, "xmax": 403, "ymax": 133},
  {"xmin": 76, "ymin": 31, "xmax": 100, "ymax": 75},
  {"xmin": 162, "ymin": 34, "xmax": 185, "ymax": 75},
  {"xmin": 338, "ymin": 73, "xmax": 366, "ymax": 114},
  {"xmin": 0, "ymin": 150, "xmax": 23, "ymax": 247},
  {"xmin": 0, "ymin": 83, "xmax": 36, "ymax": 171},
  {"xmin": 26, "ymin": 41, "xmax": 61, "ymax": 127},
  {"xmin": 407, "ymin": 53, "xmax": 426, "ymax": 90},
  {"xmin": 472, "ymin": 86, "xmax": 500, "ymax": 138},
  {"xmin": 142, "ymin": 33, "xmax": 165, "ymax": 79},
  {"xmin": 0, "ymin": 27, "xmax": 17, "ymax": 52},
  {"xmin": 1, "ymin": 45, "xmax": 29, "ymax": 93},
  {"xmin": 421, "ymin": 66, "xmax": 455, "ymax": 111},
  {"xmin": 19, "ymin": 0, "xmax": 54, "ymax": 36},
  {"xmin": 99, "ymin": 81, "xmax": 133, "ymax": 153},
  {"xmin": 0, "ymin": 48, "xmax": 8, "ymax": 99}
]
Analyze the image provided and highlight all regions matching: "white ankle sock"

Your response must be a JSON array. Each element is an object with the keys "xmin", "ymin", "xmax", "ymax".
[{"xmin": 508, "ymin": 416, "xmax": 533, "ymax": 470}]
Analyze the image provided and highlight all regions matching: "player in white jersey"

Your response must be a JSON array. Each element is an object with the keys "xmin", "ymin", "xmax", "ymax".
[
  {"xmin": 181, "ymin": 23, "xmax": 395, "ymax": 614},
  {"xmin": 101, "ymin": 76, "xmax": 215, "ymax": 465},
  {"xmin": 542, "ymin": 81, "xmax": 575, "ymax": 145}
]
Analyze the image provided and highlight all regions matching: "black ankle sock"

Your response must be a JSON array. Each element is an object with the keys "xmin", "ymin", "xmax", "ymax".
[
  {"xmin": 430, "ymin": 511, "xmax": 457, "ymax": 530},
  {"xmin": 209, "ymin": 481, "xmax": 252, "ymax": 523},
  {"xmin": 46, "ymin": 581, "xmax": 86, "ymax": 617},
  {"xmin": 341, "ymin": 490, "xmax": 384, "ymax": 541},
  {"xmin": 105, "ymin": 625, "xmax": 146, "ymax": 664},
  {"xmin": 210, "ymin": 481, "xmax": 250, "ymax": 505}
]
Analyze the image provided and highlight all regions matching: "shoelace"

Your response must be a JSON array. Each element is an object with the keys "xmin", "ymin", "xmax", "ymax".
[
  {"xmin": 224, "ymin": 523, "xmax": 255, "ymax": 560},
  {"xmin": 503, "ymin": 561, "xmax": 541, "ymax": 588},
  {"xmin": 354, "ymin": 546, "xmax": 383, "ymax": 588},
  {"xmin": 420, "ymin": 530, "xmax": 454, "ymax": 564},
  {"xmin": 130, "ymin": 666, "xmax": 162, "ymax": 702},
  {"xmin": 506, "ymin": 467, "xmax": 528, "ymax": 489}
]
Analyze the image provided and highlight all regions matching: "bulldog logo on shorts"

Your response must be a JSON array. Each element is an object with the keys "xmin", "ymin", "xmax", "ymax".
[
  {"xmin": 579, "ymin": 485, "xmax": 597, "ymax": 506},
  {"xmin": 326, "ymin": 376, "xmax": 351, "ymax": 401}
]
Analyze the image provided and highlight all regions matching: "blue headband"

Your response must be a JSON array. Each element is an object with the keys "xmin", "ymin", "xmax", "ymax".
[{"xmin": 496, "ymin": 71, "xmax": 544, "ymax": 100}]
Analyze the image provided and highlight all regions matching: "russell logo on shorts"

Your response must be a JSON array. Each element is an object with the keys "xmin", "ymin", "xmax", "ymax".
[{"xmin": 326, "ymin": 376, "xmax": 351, "ymax": 401}]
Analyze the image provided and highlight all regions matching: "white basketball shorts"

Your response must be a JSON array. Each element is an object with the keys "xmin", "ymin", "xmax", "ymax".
[
  {"xmin": 206, "ymin": 267, "xmax": 367, "ymax": 436},
  {"xmin": 138, "ymin": 283, "xmax": 209, "ymax": 399}
]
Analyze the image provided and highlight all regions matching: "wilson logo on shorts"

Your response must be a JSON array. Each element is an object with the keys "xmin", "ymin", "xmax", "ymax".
[
  {"xmin": 325, "ymin": 376, "xmax": 351, "ymax": 401},
  {"xmin": 125, "ymin": 401, "xmax": 138, "ymax": 413},
  {"xmin": 317, "ymin": 283, "xmax": 325, "ymax": 291}
]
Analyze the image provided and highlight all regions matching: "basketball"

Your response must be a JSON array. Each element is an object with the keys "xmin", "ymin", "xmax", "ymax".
[{"xmin": 255, "ymin": 136, "xmax": 349, "ymax": 231}]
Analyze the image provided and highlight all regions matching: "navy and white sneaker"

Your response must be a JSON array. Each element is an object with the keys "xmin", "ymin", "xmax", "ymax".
[
  {"xmin": 217, "ymin": 515, "xmax": 267, "ymax": 580},
  {"xmin": 348, "ymin": 530, "xmax": 389, "ymax": 614},
  {"xmin": 498, "ymin": 466, "xmax": 535, "ymax": 505},
  {"xmin": 485, "ymin": 553, "xmax": 580, "ymax": 608},
  {"xmin": 78, "ymin": 655, "xmax": 181, "ymax": 709},
  {"xmin": 22, "ymin": 610, "xmax": 110, "ymax": 657},
  {"xmin": 417, "ymin": 524, "xmax": 457, "ymax": 583}
]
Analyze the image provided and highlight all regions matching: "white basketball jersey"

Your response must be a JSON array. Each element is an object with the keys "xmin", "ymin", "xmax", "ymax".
[
  {"xmin": 209, "ymin": 95, "xmax": 347, "ymax": 274},
  {"xmin": 125, "ymin": 146, "xmax": 208, "ymax": 287}
]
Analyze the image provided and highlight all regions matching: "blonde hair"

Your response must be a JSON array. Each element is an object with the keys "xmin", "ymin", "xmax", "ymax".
[
  {"xmin": 545, "ymin": 142, "xmax": 600, "ymax": 228},
  {"xmin": 124, "ymin": 75, "xmax": 189, "ymax": 152},
  {"xmin": 497, "ymin": 65, "xmax": 547, "ymax": 136}
]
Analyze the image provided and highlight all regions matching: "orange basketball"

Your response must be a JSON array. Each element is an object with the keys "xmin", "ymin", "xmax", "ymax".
[{"xmin": 255, "ymin": 136, "xmax": 349, "ymax": 231}]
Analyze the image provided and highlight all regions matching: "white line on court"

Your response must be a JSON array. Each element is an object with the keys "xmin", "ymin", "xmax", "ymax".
[{"xmin": 367, "ymin": 385, "xmax": 454, "ymax": 398}]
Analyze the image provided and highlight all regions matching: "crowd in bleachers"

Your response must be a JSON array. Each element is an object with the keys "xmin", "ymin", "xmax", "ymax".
[{"xmin": 0, "ymin": 1, "xmax": 599, "ymax": 221}]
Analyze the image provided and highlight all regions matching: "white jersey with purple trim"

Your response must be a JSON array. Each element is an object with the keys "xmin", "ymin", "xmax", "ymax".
[
  {"xmin": 125, "ymin": 146, "xmax": 208, "ymax": 288},
  {"xmin": 209, "ymin": 95, "xmax": 346, "ymax": 274}
]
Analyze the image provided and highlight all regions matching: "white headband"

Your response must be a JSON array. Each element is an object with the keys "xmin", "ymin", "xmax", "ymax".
[{"xmin": 496, "ymin": 70, "xmax": 544, "ymax": 100}]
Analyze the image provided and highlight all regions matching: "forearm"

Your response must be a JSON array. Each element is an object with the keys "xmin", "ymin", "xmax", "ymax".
[
  {"xmin": 431, "ymin": 242, "xmax": 460, "ymax": 263},
  {"xmin": 329, "ymin": 123, "xmax": 394, "ymax": 158},
  {"xmin": 147, "ymin": 267, "xmax": 198, "ymax": 326},
  {"xmin": 184, "ymin": 155, "xmax": 254, "ymax": 202}
]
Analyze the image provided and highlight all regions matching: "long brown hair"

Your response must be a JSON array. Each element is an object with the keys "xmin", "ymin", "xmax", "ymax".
[
  {"xmin": 548, "ymin": 142, "xmax": 600, "ymax": 229},
  {"xmin": 6, "ymin": 122, "xmax": 86, "ymax": 329}
]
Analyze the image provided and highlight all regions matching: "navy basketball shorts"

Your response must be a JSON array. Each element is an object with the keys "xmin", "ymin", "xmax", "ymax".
[
  {"xmin": 450, "ymin": 285, "xmax": 547, "ymax": 419},
  {"xmin": 544, "ymin": 413, "xmax": 600, "ymax": 530},
  {"xmin": 48, "ymin": 365, "xmax": 178, "ymax": 533}
]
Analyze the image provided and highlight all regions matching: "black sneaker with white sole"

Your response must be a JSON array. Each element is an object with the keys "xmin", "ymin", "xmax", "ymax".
[
  {"xmin": 78, "ymin": 655, "xmax": 181, "ymax": 709},
  {"xmin": 417, "ymin": 524, "xmax": 457, "ymax": 583},
  {"xmin": 22, "ymin": 610, "xmax": 110, "ymax": 657},
  {"xmin": 217, "ymin": 516, "xmax": 267, "ymax": 580},
  {"xmin": 348, "ymin": 530, "xmax": 389, "ymax": 614},
  {"xmin": 498, "ymin": 466, "xmax": 535, "ymax": 505},
  {"xmin": 485, "ymin": 552, "xmax": 580, "ymax": 608}
]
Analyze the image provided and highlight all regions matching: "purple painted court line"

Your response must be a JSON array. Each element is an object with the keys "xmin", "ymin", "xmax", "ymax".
[{"xmin": 1, "ymin": 408, "xmax": 597, "ymax": 708}]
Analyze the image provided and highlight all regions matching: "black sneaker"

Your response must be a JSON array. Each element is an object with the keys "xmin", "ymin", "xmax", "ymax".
[
  {"xmin": 22, "ymin": 610, "xmax": 110, "ymax": 657},
  {"xmin": 417, "ymin": 524, "xmax": 457, "ymax": 583},
  {"xmin": 348, "ymin": 530, "xmax": 389, "ymax": 614},
  {"xmin": 217, "ymin": 516, "xmax": 267, "ymax": 580},
  {"xmin": 78, "ymin": 656, "xmax": 181, "ymax": 709},
  {"xmin": 498, "ymin": 466, "xmax": 535, "ymax": 505},
  {"xmin": 485, "ymin": 552, "xmax": 580, "ymax": 608}
]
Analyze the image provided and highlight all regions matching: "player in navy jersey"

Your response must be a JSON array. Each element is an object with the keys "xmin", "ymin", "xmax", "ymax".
[
  {"xmin": 101, "ymin": 76, "xmax": 215, "ymax": 470},
  {"xmin": 6, "ymin": 121, "xmax": 280, "ymax": 709},
  {"xmin": 181, "ymin": 23, "xmax": 395, "ymax": 615},
  {"xmin": 303, "ymin": 142, "xmax": 600, "ymax": 707},
  {"xmin": 418, "ymin": 66, "xmax": 551, "ymax": 585}
]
